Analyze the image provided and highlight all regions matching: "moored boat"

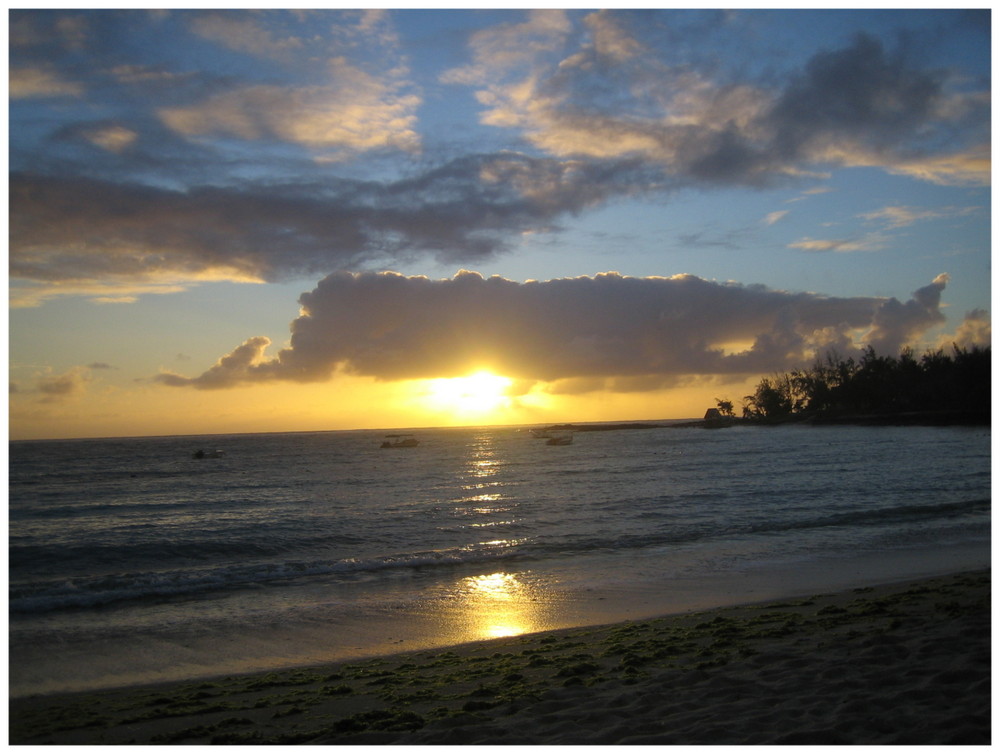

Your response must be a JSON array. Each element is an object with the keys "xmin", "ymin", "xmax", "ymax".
[
  {"xmin": 192, "ymin": 449, "xmax": 225, "ymax": 459},
  {"xmin": 381, "ymin": 434, "xmax": 419, "ymax": 448}
]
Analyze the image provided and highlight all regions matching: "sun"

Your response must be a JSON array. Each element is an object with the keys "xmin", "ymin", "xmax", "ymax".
[{"xmin": 424, "ymin": 370, "xmax": 514, "ymax": 418}]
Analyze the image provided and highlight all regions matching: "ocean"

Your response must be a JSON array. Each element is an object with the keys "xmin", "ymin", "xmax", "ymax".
[{"xmin": 9, "ymin": 423, "xmax": 991, "ymax": 698}]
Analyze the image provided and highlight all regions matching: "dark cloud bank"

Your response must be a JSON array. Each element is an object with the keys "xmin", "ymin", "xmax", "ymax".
[
  {"xmin": 9, "ymin": 155, "xmax": 620, "ymax": 285},
  {"xmin": 156, "ymin": 271, "xmax": 955, "ymax": 392}
]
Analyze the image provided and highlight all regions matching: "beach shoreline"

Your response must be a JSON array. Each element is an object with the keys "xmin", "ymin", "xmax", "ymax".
[
  {"xmin": 10, "ymin": 568, "xmax": 990, "ymax": 745},
  {"xmin": 10, "ymin": 540, "xmax": 989, "ymax": 701}
]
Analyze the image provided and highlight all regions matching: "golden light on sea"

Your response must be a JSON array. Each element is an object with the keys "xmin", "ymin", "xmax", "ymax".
[{"xmin": 459, "ymin": 571, "xmax": 537, "ymax": 640}]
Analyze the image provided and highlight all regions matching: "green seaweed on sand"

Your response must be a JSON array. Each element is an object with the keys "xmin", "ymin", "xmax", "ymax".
[
  {"xmin": 271, "ymin": 705, "xmax": 305, "ymax": 718},
  {"xmin": 329, "ymin": 708, "xmax": 426, "ymax": 734},
  {"xmin": 321, "ymin": 684, "xmax": 354, "ymax": 695},
  {"xmin": 150, "ymin": 716, "xmax": 256, "ymax": 744},
  {"xmin": 462, "ymin": 699, "xmax": 497, "ymax": 712},
  {"xmin": 121, "ymin": 700, "xmax": 234, "ymax": 723},
  {"xmin": 241, "ymin": 670, "xmax": 326, "ymax": 692},
  {"xmin": 554, "ymin": 660, "xmax": 601, "ymax": 678}
]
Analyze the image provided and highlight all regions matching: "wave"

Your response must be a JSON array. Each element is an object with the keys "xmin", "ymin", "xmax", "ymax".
[
  {"xmin": 758, "ymin": 498, "xmax": 991, "ymax": 533},
  {"xmin": 8, "ymin": 527, "xmax": 376, "ymax": 573},
  {"xmin": 13, "ymin": 497, "xmax": 987, "ymax": 615},
  {"xmin": 8, "ymin": 539, "xmax": 529, "ymax": 614},
  {"xmin": 505, "ymin": 497, "xmax": 991, "ymax": 560}
]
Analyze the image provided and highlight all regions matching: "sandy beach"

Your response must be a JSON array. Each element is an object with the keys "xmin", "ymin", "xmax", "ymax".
[{"xmin": 9, "ymin": 569, "xmax": 989, "ymax": 746}]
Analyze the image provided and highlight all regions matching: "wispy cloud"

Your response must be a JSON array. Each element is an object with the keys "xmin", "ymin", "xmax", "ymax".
[
  {"xmin": 161, "ymin": 12, "xmax": 421, "ymax": 156},
  {"xmin": 34, "ymin": 367, "xmax": 91, "ymax": 403},
  {"xmin": 9, "ymin": 66, "xmax": 83, "ymax": 98},
  {"xmin": 785, "ymin": 186, "xmax": 834, "ymax": 203},
  {"xmin": 187, "ymin": 12, "xmax": 305, "ymax": 62},
  {"xmin": 447, "ymin": 16, "xmax": 989, "ymax": 187},
  {"xmin": 859, "ymin": 204, "xmax": 980, "ymax": 229},
  {"xmin": 441, "ymin": 9, "xmax": 571, "ymax": 85},
  {"xmin": 158, "ymin": 70, "xmax": 422, "ymax": 153},
  {"xmin": 787, "ymin": 235, "xmax": 887, "ymax": 253}
]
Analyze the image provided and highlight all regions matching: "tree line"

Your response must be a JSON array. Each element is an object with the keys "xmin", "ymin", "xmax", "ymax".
[{"xmin": 719, "ymin": 345, "xmax": 990, "ymax": 423}]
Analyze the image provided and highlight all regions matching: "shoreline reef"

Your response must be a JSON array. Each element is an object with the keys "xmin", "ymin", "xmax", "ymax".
[
  {"xmin": 544, "ymin": 408, "xmax": 989, "ymax": 433},
  {"xmin": 10, "ymin": 569, "xmax": 990, "ymax": 745}
]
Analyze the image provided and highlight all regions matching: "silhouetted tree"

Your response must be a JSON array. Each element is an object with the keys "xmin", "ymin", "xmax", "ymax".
[
  {"xmin": 715, "ymin": 398, "xmax": 735, "ymax": 417},
  {"xmin": 744, "ymin": 345, "xmax": 990, "ymax": 423},
  {"xmin": 742, "ymin": 374, "xmax": 801, "ymax": 420}
]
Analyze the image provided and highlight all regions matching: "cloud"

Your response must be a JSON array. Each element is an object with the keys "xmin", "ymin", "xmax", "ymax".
[
  {"xmin": 768, "ymin": 34, "xmax": 939, "ymax": 152},
  {"xmin": 10, "ymin": 11, "xmax": 89, "ymax": 51},
  {"xmin": 156, "ymin": 336, "xmax": 272, "ymax": 389},
  {"xmin": 785, "ymin": 186, "xmax": 835, "ymax": 203},
  {"xmin": 859, "ymin": 204, "xmax": 980, "ymax": 229},
  {"xmin": 10, "ymin": 153, "xmax": 647, "ymax": 303},
  {"xmin": 450, "ymin": 17, "xmax": 989, "ymax": 187},
  {"xmin": 155, "ymin": 270, "xmax": 954, "ymax": 390},
  {"xmin": 52, "ymin": 121, "xmax": 140, "ymax": 153},
  {"xmin": 9, "ymin": 67, "xmax": 83, "ymax": 98},
  {"xmin": 35, "ymin": 367, "xmax": 90, "ymax": 402},
  {"xmin": 441, "ymin": 10, "xmax": 571, "ymax": 85},
  {"xmin": 866, "ymin": 273, "xmax": 949, "ymax": 354},
  {"xmin": 109, "ymin": 64, "xmax": 193, "ymax": 87},
  {"xmin": 10, "ymin": 278, "xmax": 192, "ymax": 309},
  {"xmin": 883, "ymin": 144, "xmax": 991, "ymax": 186},
  {"xmin": 158, "ymin": 62, "xmax": 421, "ymax": 154},
  {"xmin": 763, "ymin": 210, "xmax": 789, "ymax": 225},
  {"xmin": 785, "ymin": 205, "xmax": 982, "ymax": 259},
  {"xmin": 187, "ymin": 12, "xmax": 304, "ymax": 62},
  {"xmin": 151, "ymin": 11, "xmax": 422, "ymax": 157},
  {"xmin": 8, "ymin": 11, "xmax": 990, "ymax": 307},
  {"xmin": 580, "ymin": 9, "xmax": 643, "ymax": 63},
  {"xmin": 940, "ymin": 309, "xmax": 990, "ymax": 350},
  {"xmin": 787, "ymin": 236, "xmax": 886, "ymax": 253}
]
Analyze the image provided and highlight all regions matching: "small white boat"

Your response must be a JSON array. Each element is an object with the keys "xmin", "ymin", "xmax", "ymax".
[
  {"xmin": 529, "ymin": 429, "xmax": 552, "ymax": 439},
  {"xmin": 545, "ymin": 433, "xmax": 573, "ymax": 446},
  {"xmin": 381, "ymin": 434, "xmax": 419, "ymax": 448}
]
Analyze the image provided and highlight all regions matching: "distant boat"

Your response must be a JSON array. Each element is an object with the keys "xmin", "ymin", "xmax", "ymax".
[
  {"xmin": 192, "ymin": 449, "xmax": 225, "ymax": 459},
  {"xmin": 381, "ymin": 434, "xmax": 419, "ymax": 448},
  {"xmin": 545, "ymin": 433, "xmax": 573, "ymax": 446},
  {"xmin": 529, "ymin": 429, "xmax": 552, "ymax": 439}
]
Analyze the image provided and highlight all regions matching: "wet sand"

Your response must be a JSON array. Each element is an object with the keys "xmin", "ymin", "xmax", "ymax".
[{"xmin": 9, "ymin": 569, "xmax": 989, "ymax": 745}]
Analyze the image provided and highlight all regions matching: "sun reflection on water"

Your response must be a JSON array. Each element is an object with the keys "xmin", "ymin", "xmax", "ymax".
[
  {"xmin": 465, "ymin": 432, "xmax": 502, "ymax": 480},
  {"xmin": 441, "ymin": 435, "xmax": 544, "ymax": 640},
  {"xmin": 454, "ymin": 433, "xmax": 519, "ymax": 525},
  {"xmin": 470, "ymin": 459, "xmax": 500, "ymax": 477},
  {"xmin": 456, "ymin": 571, "xmax": 542, "ymax": 639}
]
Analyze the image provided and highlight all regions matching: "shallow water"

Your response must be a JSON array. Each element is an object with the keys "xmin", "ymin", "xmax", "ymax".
[{"xmin": 9, "ymin": 423, "xmax": 990, "ymax": 696}]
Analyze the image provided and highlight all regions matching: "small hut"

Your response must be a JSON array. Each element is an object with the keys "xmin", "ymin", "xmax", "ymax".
[{"xmin": 702, "ymin": 407, "xmax": 730, "ymax": 428}]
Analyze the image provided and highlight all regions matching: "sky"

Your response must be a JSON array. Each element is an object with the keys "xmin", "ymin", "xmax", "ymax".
[{"xmin": 8, "ymin": 8, "xmax": 992, "ymax": 440}]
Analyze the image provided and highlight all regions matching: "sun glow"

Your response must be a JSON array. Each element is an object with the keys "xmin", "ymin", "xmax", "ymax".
[{"xmin": 423, "ymin": 370, "xmax": 514, "ymax": 418}]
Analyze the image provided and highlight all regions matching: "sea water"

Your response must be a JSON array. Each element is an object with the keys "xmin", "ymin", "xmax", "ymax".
[{"xmin": 9, "ymin": 423, "xmax": 990, "ymax": 697}]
